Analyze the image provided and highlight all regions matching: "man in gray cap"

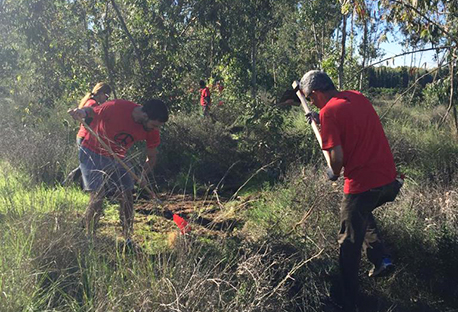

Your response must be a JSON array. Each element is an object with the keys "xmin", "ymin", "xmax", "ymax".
[{"xmin": 299, "ymin": 70, "xmax": 402, "ymax": 312}]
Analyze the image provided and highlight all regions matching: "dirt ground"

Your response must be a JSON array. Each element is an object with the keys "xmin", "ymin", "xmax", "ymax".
[{"xmin": 97, "ymin": 193, "xmax": 247, "ymax": 251}]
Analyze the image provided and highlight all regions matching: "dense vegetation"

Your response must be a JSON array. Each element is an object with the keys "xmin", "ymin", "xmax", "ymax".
[{"xmin": 1, "ymin": 0, "xmax": 458, "ymax": 311}]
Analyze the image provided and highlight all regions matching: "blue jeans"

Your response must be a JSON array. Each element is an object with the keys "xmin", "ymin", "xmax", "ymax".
[{"xmin": 79, "ymin": 147, "xmax": 134, "ymax": 194}]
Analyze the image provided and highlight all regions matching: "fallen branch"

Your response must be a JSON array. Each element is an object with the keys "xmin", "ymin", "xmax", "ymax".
[
  {"xmin": 257, "ymin": 248, "xmax": 325, "ymax": 302},
  {"xmin": 230, "ymin": 160, "xmax": 277, "ymax": 201}
]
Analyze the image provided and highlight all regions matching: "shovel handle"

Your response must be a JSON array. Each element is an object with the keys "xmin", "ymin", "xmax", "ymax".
[{"xmin": 292, "ymin": 81, "xmax": 331, "ymax": 168}]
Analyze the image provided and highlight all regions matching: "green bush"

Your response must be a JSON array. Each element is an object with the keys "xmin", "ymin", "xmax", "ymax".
[
  {"xmin": 156, "ymin": 97, "xmax": 322, "ymax": 192},
  {"xmin": 422, "ymin": 78, "xmax": 451, "ymax": 108},
  {"xmin": 157, "ymin": 111, "xmax": 242, "ymax": 190}
]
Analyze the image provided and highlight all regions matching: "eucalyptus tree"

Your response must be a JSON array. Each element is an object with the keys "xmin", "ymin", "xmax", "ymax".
[
  {"xmin": 0, "ymin": 0, "xmax": 106, "ymax": 125},
  {"xmin": 261, "ymin": 0, "xmax": 341, "ymax": 92},
  {"xmin": 355, "ymin": 0, "xmax": 386, "ymax": 89},
  {"xmin": 190, "ymin": 0, "xmax": 295, "ymax": 100},
  {"xmin": 380, "ymin": 0, "xmax": 457, "ymax": 128}
]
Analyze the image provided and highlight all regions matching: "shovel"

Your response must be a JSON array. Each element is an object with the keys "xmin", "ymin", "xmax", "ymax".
[
  {"xmin": 292, "ymin": 81, "xmax": 332, "ymax": 169},
  {"xmin": 80, "ymin": 118, "xmax": 190, "ymax": 233}
]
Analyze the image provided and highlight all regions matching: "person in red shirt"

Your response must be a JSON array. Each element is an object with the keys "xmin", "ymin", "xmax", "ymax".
[
  {"xmin": 76, "ymin": 82, "xmax": 112, "ymax": 145},
  {"xmin": 299, "ymin": 70, "xmax": 402, "ymax": 312},
  {"xmin": 68, "ymin": 99, "xmax": 168, "ymax": 240},
  {"xmin": 63, "ymin": 83, "xmax": 112, "ymax": 186},
  {"xmin": 199, "ymin": 80, "xmax": 211, "ymax": 116}
]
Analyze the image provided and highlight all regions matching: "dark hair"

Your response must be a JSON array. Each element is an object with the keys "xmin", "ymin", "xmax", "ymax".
[
  {"xmin": 199, "ymin": 80, "xmax": 206, "ymax": 88},
  {"xmin": 142, "ymin": 99, "xmax": 169, "ymax": 122}
]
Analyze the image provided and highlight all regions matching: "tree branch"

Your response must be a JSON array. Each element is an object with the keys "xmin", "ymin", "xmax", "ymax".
[
  {"xmin": 355, "ymin": 46, "xmax": 451, "ymax": 77},
  {"xmin": 391, "ymin": 0, "xmax": 451, "ymax": 39},
  {"xmin": 110, "ymin": 0, "xmax": 145, "ymax": 75}
]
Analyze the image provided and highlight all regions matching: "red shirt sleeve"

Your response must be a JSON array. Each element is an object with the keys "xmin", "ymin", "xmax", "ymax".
[
  {"xmin": 91, "ymin": 101, "xmax": 111, "ymax": 116},
  {"xmin": 89, "ymin": 101, "xmax": 113, "ymax": 129},
  {"xmin": 85, "ymin": 99, "xmax": 98, "ymax": 108}
]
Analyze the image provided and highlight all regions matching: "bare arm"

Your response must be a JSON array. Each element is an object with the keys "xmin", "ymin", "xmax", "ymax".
[
  {"xmin": 144, "ymin": 147, "xmax": 158, "ymax": 172},
  {"xmin": 325, "ymin": 145, "xmax": 343, "ymax": 176},
  {"xmin": 138, "ymin": 147, "xmax": 158, "ymax": 190},
  {"xmin": 67, "ymin": 107, "xmax": 95, "ymax": 120},
  {"xmin": 139, "ymin": 147, "xmax": 157, "ymax": 183}
]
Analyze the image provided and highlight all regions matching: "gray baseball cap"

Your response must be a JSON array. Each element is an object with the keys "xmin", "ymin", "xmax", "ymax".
[{"xmin": 300, "ymin": 70, "xmax": 336, "ymax": 97}]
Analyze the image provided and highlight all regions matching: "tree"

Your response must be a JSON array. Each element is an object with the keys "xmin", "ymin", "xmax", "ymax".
[{"xmin": 380, "ymin": 0, "xmax": 457, "ymax": 129}]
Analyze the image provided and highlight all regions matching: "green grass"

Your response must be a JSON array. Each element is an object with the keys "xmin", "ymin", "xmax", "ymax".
[
  {"xmin": 2, "ymin": 98, "xmax": 458, "ymax": 311},
  {"xmin": 0, "ymin": 163, "xmax": 87, "ymax": 216},
  {"xmin": 378, "ymin": 103, "xmax": 458, "ymax": 184},
  {"xmin": 1, "ymin": 162, "xmax": 316, "ymax": 311}
]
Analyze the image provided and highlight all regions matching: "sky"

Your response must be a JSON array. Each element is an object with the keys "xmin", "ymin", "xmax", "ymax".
[{"xmin": 374, "ymin": 33, "xmax": 443, "ymax": 69}]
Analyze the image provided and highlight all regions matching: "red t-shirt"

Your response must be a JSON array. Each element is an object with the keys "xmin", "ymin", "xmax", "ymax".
[
  {"xmin": 76, "ymin": 99, "xmax": 98, "ymax": 139},
  {"xmin": 81, "ymin": 100, "xmax": 160, "ymax": 158},
  {"xmin": 320, "ymin": 91, "xmax": 396, "ymax": 194},
  {"xmin": 200, "ymin": 87, "xmax": 211, "ymax": 106}
]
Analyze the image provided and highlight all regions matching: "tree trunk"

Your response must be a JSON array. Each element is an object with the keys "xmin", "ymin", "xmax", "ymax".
[
  {"xmin": 110, "ymin": 0, "xmax": 145, "ymax": 75},
  {"xmin": 450, "ymin": 55, "xmax": 457, "ymax": 133},
  {"xmin": 338, "ymin": 13, "xmax": 347, "ymax": 89},
  {"xmin": 251, "ymin": 27, "xmax": 257, "ymax": 100},
  {"xmin": 350, "ymin": 9, "xmax": 354, "ymax": 60},
  {"xmin": 210, "ymin": 31, "xmax": 214, "ymax": 78},
  {"xmin": 359, "ymin": 19, "xmax": 368, "ymax": 90},
  {"xmin": 311, "ymin": 23, "xmax": 321, "ymax": 64},
  {"xmin": 102, "ymin": 1, "xmax": 117, "ymax": 98},
  {"xmin": 321, "ymin": 28, "xmax": 325, "ymax": 68},
  {"xmin": 439, "ymin": 49, "xmax": 456, "ymax": 128}
]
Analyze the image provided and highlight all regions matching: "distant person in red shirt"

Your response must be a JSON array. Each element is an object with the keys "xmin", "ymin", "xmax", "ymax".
[
  {"xmin": 64, "ymin": 82, "xmax": 112, "ymax": 185},
  {"xmin": 68, "ymin": 99, "xmax": 168, "ymax": 240},
  {"xmin": 299, "ymin": 70, "xmax": 402, "ymax": 312},
  {"xmin": 199, "ymin": 80, "xmax": 211, "ymax": 116}
]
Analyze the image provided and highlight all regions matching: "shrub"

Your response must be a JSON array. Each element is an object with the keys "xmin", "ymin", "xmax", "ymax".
[
  {"xmin": 157, "ymin": 111, "xmax": 242, "ymax": 190},
  {"xmin": 422, "ymin": 78, "xmax": 450, "ymax": 108},
  {"xmin": 156, "ymin": 99, "xmax": 322, "ymax": 192}
]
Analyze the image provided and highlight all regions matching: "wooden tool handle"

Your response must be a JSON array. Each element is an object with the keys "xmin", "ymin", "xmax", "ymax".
[{"xmin": 292, "ymin": 81, "xmax": 331, "ymax": 168}]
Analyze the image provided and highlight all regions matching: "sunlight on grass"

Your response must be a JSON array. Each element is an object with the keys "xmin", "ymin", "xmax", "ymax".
[{"xmin": 0, "ymin": 162, "xmax": 88, "ymax": 216}]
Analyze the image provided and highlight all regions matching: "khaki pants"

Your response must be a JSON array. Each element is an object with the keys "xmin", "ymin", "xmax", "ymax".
[{"xmin": 338, "ymin": 179, "xmax": 401, "ymax": 311}]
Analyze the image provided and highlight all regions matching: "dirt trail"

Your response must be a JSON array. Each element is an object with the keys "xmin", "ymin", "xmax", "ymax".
[
  {"xmin": 138, "ymin": 193, "xmax": 243, "ymax": 233},
  {"xmin": 98, "ymin": 193, "xmax": 246, "ymax": 247}
]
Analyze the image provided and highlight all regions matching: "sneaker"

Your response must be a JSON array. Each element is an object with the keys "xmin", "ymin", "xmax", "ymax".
[{"xmin": 368, "ymin": 257, "xmax": 395, "ymax": 277}]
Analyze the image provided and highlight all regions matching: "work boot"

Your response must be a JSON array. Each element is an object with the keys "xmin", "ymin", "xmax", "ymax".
[{"xmin": 368, "ymin": 257, "xmax": 395, "ymax": 277}]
